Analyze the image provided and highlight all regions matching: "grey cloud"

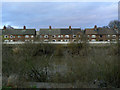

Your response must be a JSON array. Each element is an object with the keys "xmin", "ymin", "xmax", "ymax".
[{"xmin": 2, "ymin": 2, "xmax": 117, "ymax": 29}]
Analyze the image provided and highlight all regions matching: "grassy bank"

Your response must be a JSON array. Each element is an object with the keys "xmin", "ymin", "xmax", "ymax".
[{"xmin": 2, "ymin": 43, "xmax": 120, "ymax": 88}]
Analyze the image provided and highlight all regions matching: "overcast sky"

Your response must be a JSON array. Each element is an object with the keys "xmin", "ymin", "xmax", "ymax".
[{"xmin": 1, "ymin": 2, "xmax": 118, "ymax": 30}]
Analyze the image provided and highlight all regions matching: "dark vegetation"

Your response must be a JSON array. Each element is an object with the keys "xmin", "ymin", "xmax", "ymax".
[{"xmin": 2, "ymin": 42, "xmax": 120, "ymax": 88}]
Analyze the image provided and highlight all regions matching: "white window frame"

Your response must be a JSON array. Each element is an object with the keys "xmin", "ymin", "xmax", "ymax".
[
  {"xmin": 73, "ymin": 35, "xmax": 76, "ymax": 38},
  {"xmin": 25, "ymin": 39, "xmax": 30, "ymax": 42},
  {"xmin": 40, "ymin": 35, "xmax": 42, "ymax": 38},
  {"xmin": 44, "ymin": 35, "xmax": 48, "ymax": 38},
  {"xmin": 52, "ymin": 39, "xmax": 56, "ymax": 42},
  {"xmin": 25, "ymin": 35, "xmax": 29, "ymax": 38},
  {"xmin": 4, "ymin": 35, "xmax": 8, "ymax": 38},
  {"xmin": 65, "ymin": 35, "xmax": 69, "ymax": 38},
  {"xmin": 61, "ymin": 35, "xmax": 63, "ymax": 38},
  {"xmin": 107, "ymin": 35, "xmax": 110, "ymax": 38},
  {"xmin": 88, "ymin": 35, "xmax": 90, "ymax": 38},
  {"xmin": 4, "ymin": 40, "xmax": 9, "ymax": 42},
  {"xmin": 10, "ymin": 35, "xmax": 13, "ymax": 38},
  {"xmin": 52, "ymin": 35, "xmax": 56, "ymax": 38},
  {"xmin": 112, "ymin": 35, "xmax": 116, "ymax": 38},
  {"xmin": 73, "ymin": 39, "xmax": 76, "ymax": 42},
  {"xmin": 31, "ymin": 35, "xmax": 34, "ymax": 38},
  {"xmin": 44, "ymin": 39, "xmax": 49, "ymax": 42},
  {"xmin": 10, "ymin": 40, "xmax": 13, "ymax": 42},
  {"xmin": 18, "ymin": 35, "xmax": 21, "ymax": 38},
  {"xmin": 58, "ymin": 35, "xmax": 61, "ymax": 38},
  {"xmin": 112, "ymin": 39, "xmax": 116, "ymax": 42},
  {"xmin": 25, "ymin": 40, "xmax": 28, "ymax": 42},
  {"xmin": 64, "ymin": 39, "xmax": 69, "ymax": 42},
  {"xmin": 91, "ymin": 39, "xmax": 96, "ymax": 42},
  {"xmin": 91, "ymin": 35, "xmax": 96, "ymax": 38}
]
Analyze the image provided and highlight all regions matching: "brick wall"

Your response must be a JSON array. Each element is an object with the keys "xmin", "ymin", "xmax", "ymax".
[
  {"xmin": 3, "ymin": 35, "xmax": 35, "ymax": 42},
  {"xmin": 39, "ymin": 34, "xmax": 82, "ymax": 42}
]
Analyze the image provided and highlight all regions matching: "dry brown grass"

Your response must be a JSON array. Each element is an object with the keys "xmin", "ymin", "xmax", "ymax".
[{"xmin": 2, "ymin": 43, "xmax": 120, "ymax": 88}]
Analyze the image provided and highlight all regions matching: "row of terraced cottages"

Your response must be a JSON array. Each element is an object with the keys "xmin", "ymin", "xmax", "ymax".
[
  {"xmin": 1, "ymin": 26, "xmax": 36, "ymax": 42},
  {"xmin": 1, "ymin": 25, "xmax": 120, "ymax": 43}
]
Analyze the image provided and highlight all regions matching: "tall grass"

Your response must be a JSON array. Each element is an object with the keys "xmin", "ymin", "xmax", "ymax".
[{"xmin": 2, "ymin": 42, "xmax": 120, "ymax": 88}]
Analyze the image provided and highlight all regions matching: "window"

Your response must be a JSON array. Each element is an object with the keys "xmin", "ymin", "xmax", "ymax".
[
  {"xmin": 52, "ymin": 39, "xmax": 56, "ymax": 42},
  {"xmin": 99, "ymin": 40, "xmax": 103, "ymax": 41},
  {"xmin": 61, "ymin": 35, "xmax": 63, "ymax": 38},
  {"xmin": 73, "ymin": 39, "xmax": 76, "ymax": 42},
  {"xmin": 4, "ymin": 40, "xmax": 9, "ymax": 42},
  {"xmin": 10, "ymin": 40, "xmax": 13, "ymax": 42},
  {"xmin": 112, "ymin": 35, "xmax": 116, "ymax": 38},
  {"xmin": 4, "ymin": 35, "xmax": 8, "ymax": 38},
  {"xmin": 73, "ymin": 35, "xmax": 76, "ymax": 38},
  {"xmin": 58, "ymin": 35, "xmax": 61, "ymax": 38},
  {"xmin": 58, "ymin": 40, "xmax": 61, "ymax": 42},
  {"xmin": 88, "ymin": 35, "xmax": 90, "ymax": 38},
  {"xmin": 25, "ymin": 40, "xmax": 29, "ymax": 42},
  {"xmin": 64, "ymin": 39, "xmax": 69, "ymax": 42},
  {"xmin": 25, "ymin": 35, "xmax": 29, "ymax": 38},
  {"xmin": 112, "ymin": 39, "xmax": 116, "ymax": 42},
  {"xmin": 52, "ymin": 35, "xmax": 56, "ymax": 38},
  {"xmin": 44, "ymin": 39, "xmax": 48, "ymax": 42},
  {"xmin": 10, "ymin": 35, "xmax": 13, "ymax": 38},
  {"xmin": 31, "ymin": 35, "xmax": 34, "ymax": 38},
  {"xmin": 78, "ymin": 40, "xmax": 81, "ymax": 42},
  {"xmin": 44, "ymin": 35, "xmax": 48, "ymax": 38},
  {"xmin": 65, "ymin": 35, "xmax": 69, "ymax": 38},
  {"xmin": 92, "ymin": 35, "xmax": 96, "ymax": 38},
  {"xmin": 91, "ymin": 39, "xmax": 96, "ymax": 42},
  {"xmin": 107, "ymin": 35, "xmax": 110, "ymax": 38},
  {"xmin": 18, "ymin": 36, "xmax": 21, "ymax": 38},
  {"xmin": 40, "ymin": 35, "xmax": 42, "ymax": 38},
  {"xmin": 99, "ymin": 35, "xmax": 102, "ymax": 38}
]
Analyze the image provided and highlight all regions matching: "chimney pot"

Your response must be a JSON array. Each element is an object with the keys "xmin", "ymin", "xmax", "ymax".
[
  {"xmin": 69, "ymin": 26, "xmax": 71, "ymax": 30},
  {"xmin": 3, "ymin": 26, "xmax": 6, "ymax": 30},
  {"xmin": 49, "ymin": 26, "xmax": 52, "ymax": 30},
  {"xmin": 94, "ymin": 25, "xmax": 97, "ymax": 29},
  {"xmin": 114, "ymin": 25, "xmax": 117, "ymax": 29},
  {"xmin": 24, "ymin": 26, "xmax": 26, "ymax": 29},
  {"xmin": 94, "ymin": 25, "xmax": 97, "ymax": 30}
]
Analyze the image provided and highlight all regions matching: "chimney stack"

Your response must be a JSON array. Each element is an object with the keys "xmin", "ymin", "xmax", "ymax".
[
  {"xmin": 23, "ymin": 26, "xmax": 26, "ymax": 29},
  {"xmin": 69, "ymin": 26, "xmax": 71, "ymax": 30},
  {"xmin": 114, "ymin": 25, "xmax": 117, "ymax": 29},
  {"xmin": 3, "ymin": 26, "xmax": 6, "ymax": 30},
  {"xmin": 49, "ymin": 26, "xmax": 51, "ymax": 30},
  {"xmin": 94, "ymin": 25, "xmax": 97, "ymax": 30}
]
